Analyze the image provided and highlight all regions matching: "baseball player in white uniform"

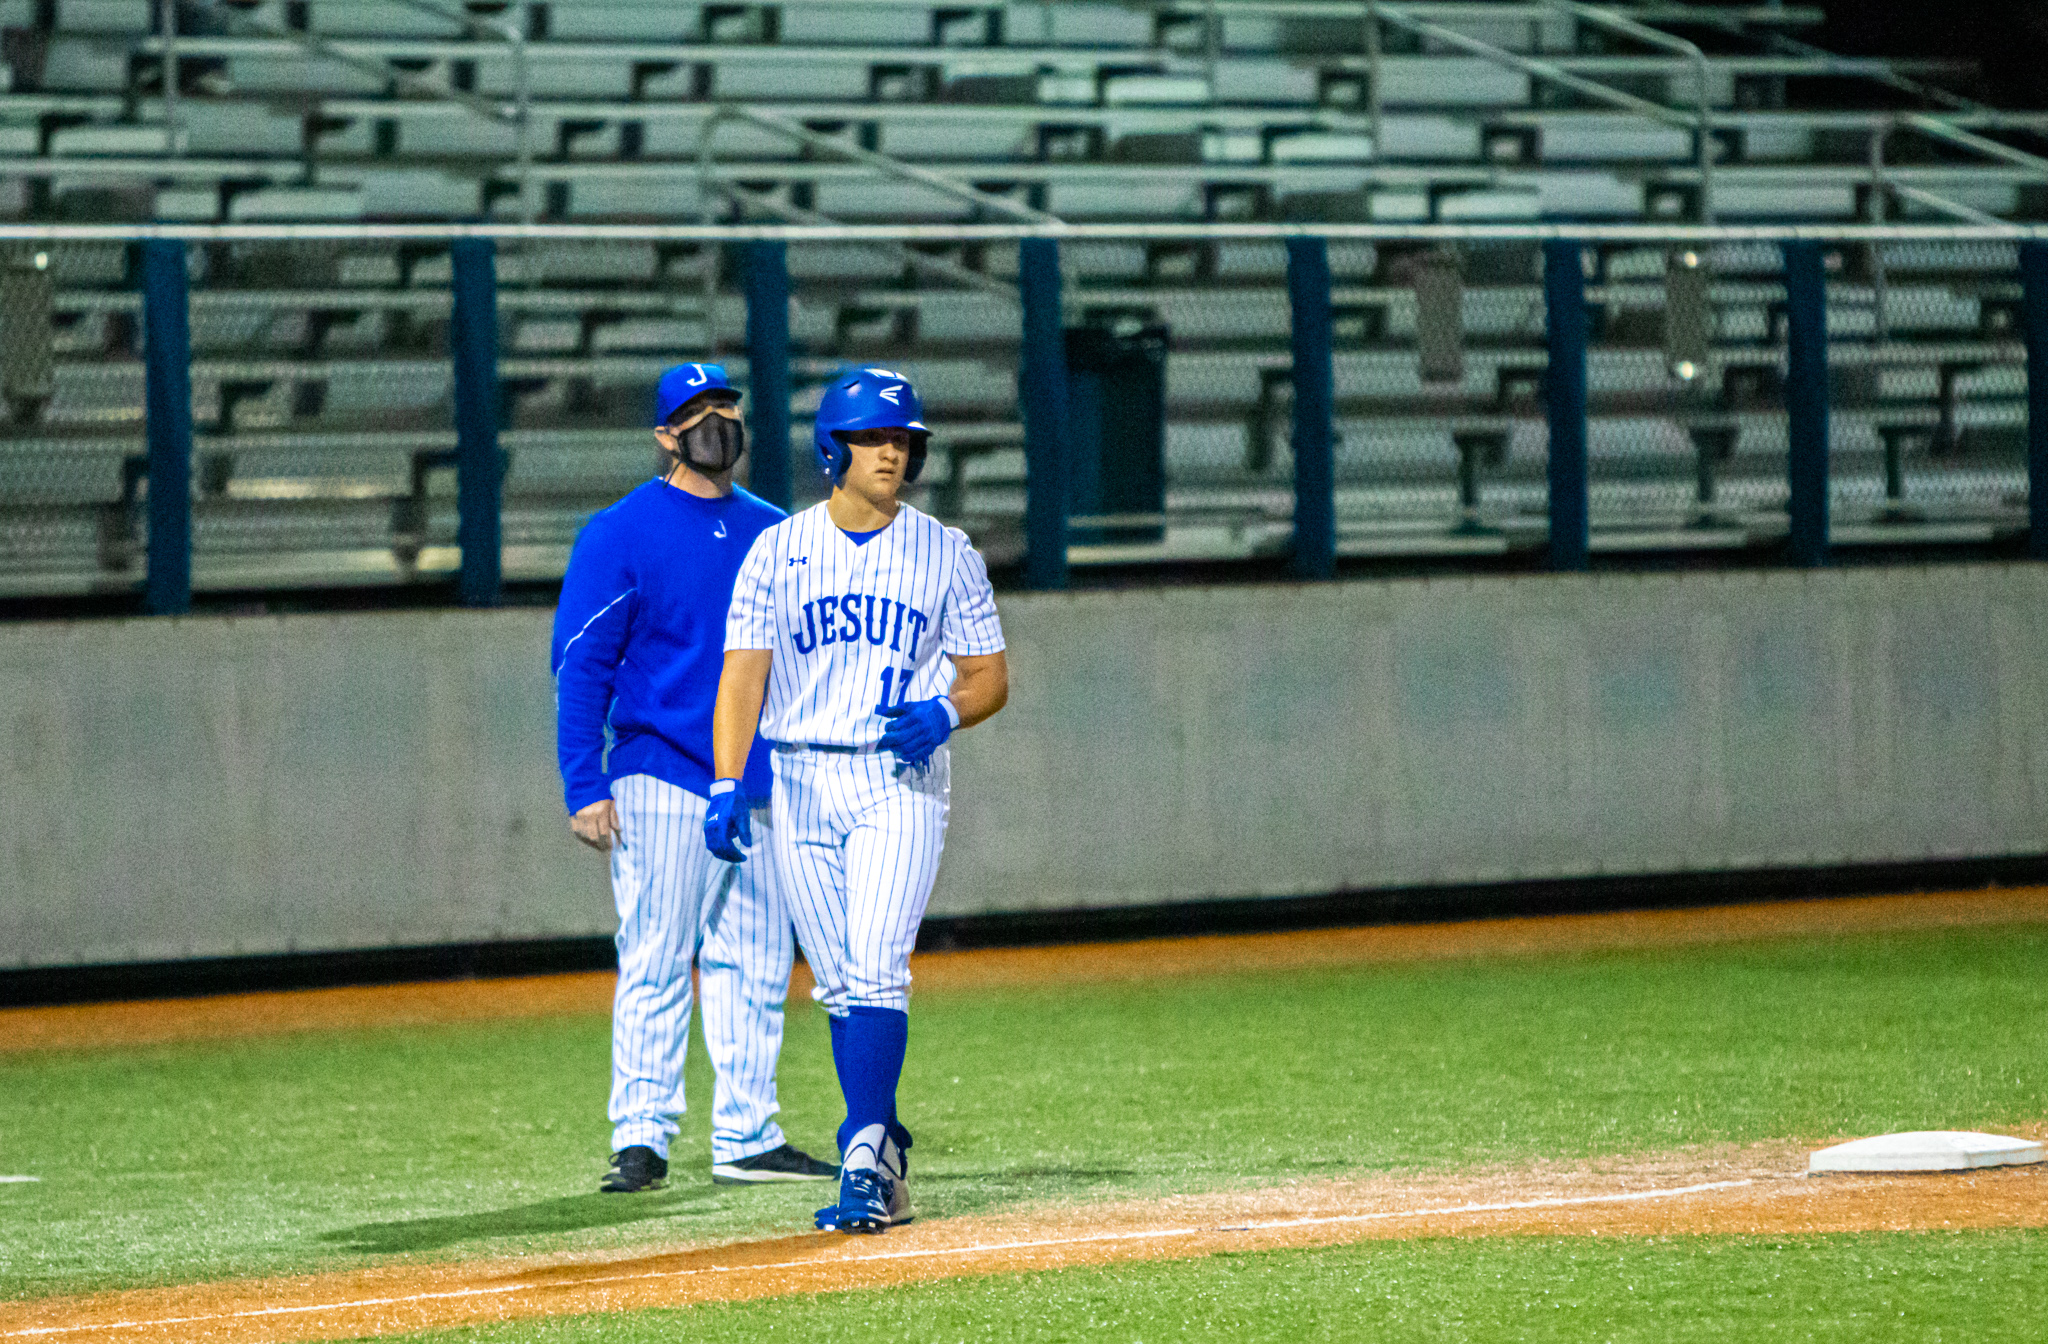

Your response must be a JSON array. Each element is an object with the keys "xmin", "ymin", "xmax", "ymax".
[
  {"xmin": 553, "ymin": 362, "xmax": 837, "ymax": 1194},
  {"xmin": 703, "ymin": 366, "xmax": 1009, "ymax": 1233}
]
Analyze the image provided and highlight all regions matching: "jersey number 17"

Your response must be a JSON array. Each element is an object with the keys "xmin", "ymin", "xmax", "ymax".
[{"xmin": 875, "ymin": 666, "xmax": 914, "ymax": 712}]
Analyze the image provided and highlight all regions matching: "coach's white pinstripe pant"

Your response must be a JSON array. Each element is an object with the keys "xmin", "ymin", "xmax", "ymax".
[
  {"xmin": 608, "ymin": 773, "xmax": 793, "ymax": 1164},
  {"xmin": 771, "ymin": 747, "xmax": 950, "ymax": 1016}
]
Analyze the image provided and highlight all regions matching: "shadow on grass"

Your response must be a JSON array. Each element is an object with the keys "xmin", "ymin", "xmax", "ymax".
[
  {"xmin": 321, "ymin": 1186, "xmax": 722, "ymax": 1254},
  {"xmin": 919, "ymin": 1166, "xmax": 1137, "ymax": 1184}
]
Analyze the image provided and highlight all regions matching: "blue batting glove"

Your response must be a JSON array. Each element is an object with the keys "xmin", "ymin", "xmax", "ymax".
[
  {"xmin": 877, "ymin": 697, "xmax": 958, "ymax": 770},
  {"xmin": 702, "ymin": 780, "xmax": 751, "ymax": 862}
]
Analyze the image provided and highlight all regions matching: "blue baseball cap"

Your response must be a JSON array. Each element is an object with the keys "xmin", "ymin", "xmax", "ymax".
[{"xmin": 654, "ymin": 362, "xmax": 741, "ymax": 426}]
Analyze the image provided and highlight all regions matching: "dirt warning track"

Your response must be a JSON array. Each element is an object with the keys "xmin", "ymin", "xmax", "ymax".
[
  {"xmin": 1, "ymin": 1143, "xmax": 2042, "ymax": 1344},
  {"xmin": 7, "ymin": 886, "xmax": 2047, "ymax": 1055}
]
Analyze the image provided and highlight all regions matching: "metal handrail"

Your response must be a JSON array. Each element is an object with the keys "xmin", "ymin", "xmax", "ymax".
[
  {"xmin": 651, "ymin": 0, "xmax": 1827, "ymax": 18},
  {"xmin": 276, "ymin": 95, "xmax": 2048, "ymax": 136},
  {"xmin": 1155, "ymin": 0, "xmax": 1828, "ymax": 19},
  {"xmin": 1362, "ymin": 0, "xmax": 1707, "ymax": 221},
  {"xmin": 716, "ymin": 184, "xmax": 1017, "ymax": 301},
  {"xmin": 1887, "ymin": 186, "xmax": 2009, "ymax": 228},
  {"xmin": 713, "ymin": 105, "xmax": 1061, "ymax": 226},
  {"xmin": 41, "ymin": 2, "xmax": 2048, "ymax": 237},
  {"xmin": 1732, "ymin": 26, "xmax": 1982, "ymax": 115},
  {"xmin": 7, "ymin": 222, "xmax": 2038, "ymax": 242},
  {"xmin": 1367, "ymin": 6, "xmax": 1695, "ymax": 132},
  {"xmin": 1617, "ymin": 1, "xmax": 2048, "ymax": 225},
  {"xmin": 379, "ymin": 0, "xmax": 533, "ymax": 229},
  {"xmin": 482, "ymin": 0, "xmax": 1819, "ymax": 21},
  {"xmin": 187, "ymin": 7, "xmax": 501, "ymax": 124},
  {"xmin": 156, "ymin": 0, "xmax": 180, "ymax": 159},
  {"xmin": 138, "ymin": 33, "xmax": 1947, "ymax": 82},
  {"xmin": 187, "ymin": 0, "xmax": 531, "ymax": 224},
  {"xmin": 1868, "ymin": 123, "xmax": 2012, "ymax": 229},
  {"xmin": 1548, "ymin": 2, "xmax": 1714, "ymax": 222},
  {"xmin": 690, "ymin": 106, "xmax": 1032, "ymax": 344},
  {"xmin": 1204, "ymin": 0, "xmax": 1222, "ymax": 101},
  {"xmin": 1862, "ymin": 114, "xmax": 2045, "ymax": 248},
  {"xmin": 1363, "ymin": 1, "xmax": 1385, "ymax": 156},
  {"xmin": 1904, "ymin": 117, "xmax": 2048, "ymax": 181},
  {"xmin": 1366, "ymin": 0, "xmax": 2020, "ymax": 228}
]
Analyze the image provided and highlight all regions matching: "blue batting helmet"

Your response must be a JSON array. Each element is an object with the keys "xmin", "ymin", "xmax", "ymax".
[
  {"xmin": 654, "ymin": 362, "xmax": 740, "ymax": 426},
  {"xmin": 813, "ymin": 366, "xmax": 930, "ymax": 486}
]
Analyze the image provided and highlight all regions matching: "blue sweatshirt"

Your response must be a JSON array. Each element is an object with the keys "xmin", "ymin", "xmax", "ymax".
[{"xmin": 551, "ymin": 478, "xmax": 783, "ymax": 811}]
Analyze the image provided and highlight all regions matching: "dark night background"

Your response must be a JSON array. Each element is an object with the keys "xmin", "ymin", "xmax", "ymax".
[{"xmin": 1817, "ymin": 0, "xmax": 2048, "ymax": 108}]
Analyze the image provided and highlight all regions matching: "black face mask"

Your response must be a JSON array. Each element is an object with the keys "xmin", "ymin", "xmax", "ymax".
[{"xmin": 676, "ymin": 413, "xmax": 745, "ymax": 473}]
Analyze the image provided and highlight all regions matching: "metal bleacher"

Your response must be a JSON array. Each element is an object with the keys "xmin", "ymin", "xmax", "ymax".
[{"xmin": 2, "ymin": 0, "xmax": 2046, "ymax": 596}]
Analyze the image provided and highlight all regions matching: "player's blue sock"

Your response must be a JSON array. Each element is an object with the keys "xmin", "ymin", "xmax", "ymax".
[{"xmin": 834, "ymin": 1005, "xmax": 909, "ymax": 1158}]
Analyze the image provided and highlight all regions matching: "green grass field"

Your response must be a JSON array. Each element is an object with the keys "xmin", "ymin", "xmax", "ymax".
[
  {"xmin": 374, "ymin": 1230, "xmax": 2048, "ymax": 1343},
  {"xmin": 0, "ymin": 920, "xmax": 2043, "ymax": 1314}
]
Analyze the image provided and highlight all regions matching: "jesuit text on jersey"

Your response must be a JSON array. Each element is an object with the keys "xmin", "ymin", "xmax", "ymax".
[{"xmin": 790, "ymin": 596, "xmax": 931, "ymax": 656}]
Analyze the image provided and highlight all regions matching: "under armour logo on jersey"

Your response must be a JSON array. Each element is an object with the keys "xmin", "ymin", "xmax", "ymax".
[
  {"xmin": 714, "ymin": 520, "xmax": 728, "ymax": 539},
  {"xmin": 788, "ymin": 556, "xmax": 808, "ymax": 567}
]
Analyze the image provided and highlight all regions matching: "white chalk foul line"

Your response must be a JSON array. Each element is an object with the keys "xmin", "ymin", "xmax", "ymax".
[
  {"xmin": 1, "ymin": 1178, "xmax": 1754, "ymax": 1338},
  {"xmin": 1212, "ymin": 1178, "xmax": 1756, "ymax": 1233},
  {"xmin": 0, "ymin": 1177, "xmax": 39, "ymax": 1184}
]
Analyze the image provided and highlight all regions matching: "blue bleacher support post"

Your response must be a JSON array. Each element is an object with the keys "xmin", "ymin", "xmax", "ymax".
[
  {"xmin": 742, "ymin": 241, "xmax": 791, "ymax": 510},
  {"xmin": 1020, "ymin": 238, "xmax": 1069, "ymax": 590},
  {"xmin": 1287, "ymin": 237, "xmax": 1336, "ymax": 580},
  {"xmin": 1782, "ymin": 240, "xmax": 1830, "ymax": 567},
  {"xmin": 450, "ymin": 237, "xmax": 502, "ymax": 607},
  {"xmin": 1543, "ymin": 240, "xmax": 1590, "ymax": 572},
  {"xmin": 140, "ymin": 239, "xmax": 193, "ymax": 616},
  {"xmin": 2022, "ymin": 242, "xmax": 2048, "ymax": 560}
]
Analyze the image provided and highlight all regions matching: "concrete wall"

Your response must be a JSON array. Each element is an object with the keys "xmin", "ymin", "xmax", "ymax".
[{"xmin": 5, "ymin": 563, "xmax": 2047, "ymax": 969}]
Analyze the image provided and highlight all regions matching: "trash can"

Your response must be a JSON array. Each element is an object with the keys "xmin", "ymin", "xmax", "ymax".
[{"xmin": 1064, "ymin": 323, "xmax": 1168, "ymax": 544}]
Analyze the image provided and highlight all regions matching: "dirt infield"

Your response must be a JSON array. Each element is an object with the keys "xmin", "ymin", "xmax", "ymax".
[
  {"xmin": 7, "ymin": 886, "xmax": 2046, "ymax": 1055},
  {"xmin": 2, "ymin": 1139, "xmax": 2042, "ymax": 1343}
]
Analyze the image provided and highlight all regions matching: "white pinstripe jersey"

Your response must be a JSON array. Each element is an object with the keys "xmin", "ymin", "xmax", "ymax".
[{"xmin": 727, "ymin": 502, "xmax": 1005, "ymax": 748}]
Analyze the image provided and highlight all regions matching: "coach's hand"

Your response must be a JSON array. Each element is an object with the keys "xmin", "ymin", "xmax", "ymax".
[
  {"xmin": 569, "ymin": 799, "xmax": 619, "ymax": 852},
  {"xmin": 703, "ymin": 780, "xmax": 752, "ymax": 863},
  {"xmin": 877, "ymin": 697, "xmax": 958, "ymax": 771}
]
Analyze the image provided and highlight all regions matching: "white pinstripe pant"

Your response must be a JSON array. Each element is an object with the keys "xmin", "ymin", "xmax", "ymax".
[
  {"xmin": 771, "ymin": 747, "xmax": 950, "ymax": 1015},
  {"xmin": 608, "ymin": 773, "xmax": 793, "ymax": 1164}
]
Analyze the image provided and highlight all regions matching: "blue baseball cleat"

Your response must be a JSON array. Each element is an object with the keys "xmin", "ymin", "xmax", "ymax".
[
  {"xmin": 816, "ymin": 1168, "xmax": 895, "ymax": 1234},
  {"xmin": 815, "ymin": 1123, "xmax": 913, "ymax": 1233}
]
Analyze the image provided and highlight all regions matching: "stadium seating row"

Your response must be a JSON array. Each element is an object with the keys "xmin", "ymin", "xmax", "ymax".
[
  {"xmin": 0, "ymin": 1, "xmax": 2042, "ymax": 595},
  {"xmin": 2, "ymin": 231, "xmax": 2030, "ymax": 592},
  {"xmin": 7, "ymin": 0, "xmax": 2039, "ymax": 226}
]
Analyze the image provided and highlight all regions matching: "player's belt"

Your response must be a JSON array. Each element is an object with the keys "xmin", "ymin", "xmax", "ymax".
[{"xmin": 772, "ymin": 741, "xmax": 880, "ymax": 755}]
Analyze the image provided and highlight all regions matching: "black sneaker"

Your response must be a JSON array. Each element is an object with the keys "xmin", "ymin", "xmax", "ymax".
[
  {"xmin": 711, "ymin": 1143, "xmax": 839, "ymax": 1185},
  {"xmin": 600, "ymin": 1145, "xmax": 668, "ymax": 1193}
]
